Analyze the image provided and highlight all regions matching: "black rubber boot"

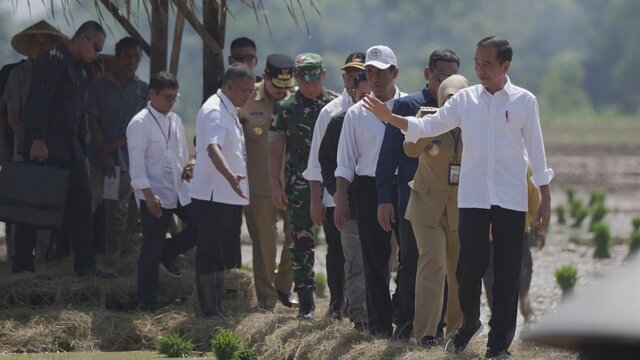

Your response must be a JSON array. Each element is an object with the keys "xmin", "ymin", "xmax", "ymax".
[
  {"xmin": 297, "ymin": 289, "xmax": 315, "ymax": 319},
  {"xmin": 215, "ymin": 271, "xmax": 227, "ymax": 318},
  {"xmin": 196, "ymin": 273, "xmax": 222, "ymax": 319}
]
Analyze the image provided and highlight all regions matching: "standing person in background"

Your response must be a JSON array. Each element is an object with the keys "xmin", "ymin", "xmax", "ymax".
[
  {"xmin": 304, "ymin": 51, "xmax": 366, "ymax": 319},
  {"xmin": 405, "ymin": 74, "xmax": 468, "ymax": 348},
  {"xmin": 319, "ymin": 70, "xmax": 371, "ymax": 330},
  {"xmin": 14, "ymin": 21, "xmax": 113, "ymax": 277},
  {"xmin": 190, "ymin": 64, "xmax": 255, "ymax": 318},
  {"xmin": 269, "ymin": 53, "xmax": 338, "ymax": 319},
  {"xmin": 334, "ymin": 45, "xmax": 406, "ymax": 337},
  {"xmin": 87, "ymin": 37, "xmax": 148, "ymax": 273},
  {"xmin": 363, "ymin": 36, "xmax": 553, "ymax": 358},
  {"xmin": 127, "ymin": 72, "xmax": 197, "ymax": 312},
  {"xmin": 239, "ymin": 54, "xmax": 298, "ymax": 310},
  {"xmin": 376, "ymin": 49, "xmax": 460, "ymax": 340},
  {"xmin": 228, "ymin": 37, "xmax": 261, "ymax": 82}
]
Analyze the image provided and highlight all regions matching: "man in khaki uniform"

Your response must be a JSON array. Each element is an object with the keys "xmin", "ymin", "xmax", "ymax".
[
  {"xmin": 404, "ymin": 74, "xmax": 469, "ymax": 347},
  {"xmin": 239, "ymin": 54, "xmax": 297, "ymax": 309}
]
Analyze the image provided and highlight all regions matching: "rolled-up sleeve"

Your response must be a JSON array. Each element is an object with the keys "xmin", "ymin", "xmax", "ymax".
[
  {"xmin": 126, "ymin": 118, "xmax": 150, "ymax": 190},
  {"xmin": 524, "ymin": 96, "xmax": 554, "ymax": 187},
  {"xmin": 202, "ymin": 108, "xmax": 225, "ymax": 146},
  {"xmin": 335, "ymin": 109, "xmax": 358, "ymax": 182}
]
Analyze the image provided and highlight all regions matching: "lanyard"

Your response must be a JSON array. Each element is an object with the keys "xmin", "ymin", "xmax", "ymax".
[
  {"xmin": 147, "ymin": 107, "xmax": 171, "ymax": 148},
  {"xmin": 217, "ymin": 94, "xmax": 242, "ymax": 131},
  {"xmin": 451, "ymin": 128, "xmax": 461, "ymax": 157}
]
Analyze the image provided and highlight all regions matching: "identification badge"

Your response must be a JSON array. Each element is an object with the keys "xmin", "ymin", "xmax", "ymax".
[
  {"xmin": 448, "ymin": 163, "xmax": 460, "ymax": 185},
  {"xmin": 253, "ymin": 127, "xmax": 263, "ymax": 136},
  {"xmin": 163, "ymin": 149, "xmax": 173, "ymax": 172}
]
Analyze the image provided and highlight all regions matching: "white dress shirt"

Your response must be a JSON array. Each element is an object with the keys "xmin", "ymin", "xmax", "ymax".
[
  {"xmin": 127, "ymin": 103, "xmax": 191, "ymax": 209},
  {"xmin": 336, "ymin": 86, "xmax": 405, "ymax": 182},
  {"xmin": 303, "ymin": 88, "xmax": 354, "ymax": 207},
  {"xmin": 405, "ymin": 77, "xmax": 554, "ymax": 212},
  {"xmin": 190, "ymin": 89, "xmax": 250, "ymax": 206}
]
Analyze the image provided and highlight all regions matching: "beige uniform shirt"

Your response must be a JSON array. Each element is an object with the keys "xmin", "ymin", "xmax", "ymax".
[{"xmin": 238, "ymin": 81, "xmax": 290, "ymax": 198}]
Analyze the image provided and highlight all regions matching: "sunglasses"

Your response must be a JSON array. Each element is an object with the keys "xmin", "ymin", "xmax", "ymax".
[
  {"xmin": 231, "ymin": 54, "xmax": 256, "ymax": 63},
  {"xmin": 84, "ymin": 34, "xmax": 102, "ymax": 54}
]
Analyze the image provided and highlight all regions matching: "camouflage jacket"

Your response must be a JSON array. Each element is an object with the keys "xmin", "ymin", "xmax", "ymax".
[{"xmin": 269, "ymin": 88, "xmax": 338, "ymax": 187}]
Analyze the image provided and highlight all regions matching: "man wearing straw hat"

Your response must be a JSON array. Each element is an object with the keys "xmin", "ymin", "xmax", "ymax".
[
  {"xmin": 13, "ymin": 21, "xmax": 116, "ymax": 278},
  {"xmin": 2, "ymin": 20, "xmax": 68, "ymax": 270}
]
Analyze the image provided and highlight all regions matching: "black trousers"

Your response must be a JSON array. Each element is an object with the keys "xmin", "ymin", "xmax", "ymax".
[
  {"xmin": 191, "ymin": 199, "xmax": 243, "ymax": 274},
  {"xmin": 13, "ymin": 159, "xmax": 94, "ymax": 273},
  {"xmin": 457, "ymin": 206, "xmax": 525, "ymax": 350},
  {"xmin": 324, "ymin": 206, "xmax": 345, "ymax": 310},
  {"xmin": 354, "ymin": 176, "xmax": 393, "ymax": 336},
  {"xmin": 137, "ymin": 201, "xmax": 197, "ymax": 309},
  {"xmin": 396, "ymin": 210, "xmax": 418, "ymax": 330}
]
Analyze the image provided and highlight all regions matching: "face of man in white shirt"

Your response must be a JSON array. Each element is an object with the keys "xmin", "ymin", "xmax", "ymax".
[
  {"xmin": 474, "ymin": 46, "xmax": 511, "ymax": 94},
  {"xmin": 149, "ymin": 87, "xmax": 179, "ymax": 115},
  {"xmin": 225, "ymin": 76, "xmax": 256, "ymax": 107},
  {"xmin": 365, "ymin": 65, "xmax": 398, "ymax": 102}
]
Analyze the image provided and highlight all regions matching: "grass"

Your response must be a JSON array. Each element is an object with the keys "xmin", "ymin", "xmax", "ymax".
[
  {"xmin": 555, "ymin": 265, "xmax": 578, "ymax": 295},
  {"xmin": 154, "ymin": 332, "xmax": 195, "ymax": 358},
  {"xmin": 592, "ymin": 223, "xmax": 612, "ymax": 258}
]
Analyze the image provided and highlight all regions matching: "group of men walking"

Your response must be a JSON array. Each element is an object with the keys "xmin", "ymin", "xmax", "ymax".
[{"xmin": 0, "ymin": 18, "xmax": 553, "ymax": 359}]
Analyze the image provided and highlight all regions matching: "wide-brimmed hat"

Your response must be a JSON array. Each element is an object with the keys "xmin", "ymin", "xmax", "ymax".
[{"xmin": 11, "ymin": 20, "xmax": 69, "ymax": 57}]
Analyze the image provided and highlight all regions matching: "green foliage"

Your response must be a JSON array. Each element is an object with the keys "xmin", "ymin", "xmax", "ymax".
[
  {"xmin": 210, "ymin": 328, "xmax": 255, "ymax": 360},
  {"xmin": 555, "ymin": 265, "xmax": 578, "ymax": 293},
  {"xmin": 555, "ymin": 205, "xmax": 566, "ymax": 225},
  {"xmin": 539, "ymin": 52, "xmax": 592, "ymax": 116},
  {"xmin": 629, "ymin": 231, "xmax": 640, "ymax": 254},
  {"xmin": 570, "ymin": 198, "xmax": 584, "ymax": 219},
  {"xmin": 632, "ymin": 216, "xmax": 640, "ymax": 232},
  {"xmin": 589, "ymin": 190, "xmax": 606, "ymax": 207},
  {"xmin": 565, "ymin": 187, "xmax": 576, "ymax": 205},
  {"xmin": 154, "ymin": 332, "xmax": 195, "ymax": 358},
  {"xmin": 314, "ymin": 272, "xmax": 327, "ymax": 298},
  {"xmin": 569, "ymin": 235, "xmax": 582, "ymax": 245},
  {"xmin": 240, "ymin": 263, "xmax": 252, "ymax": 272},
  {"xmin": 572, "ymin": 207, "xmax": 589, "ymax": 228},
  {"xmin": 592, "ymin": 223, "xmax": 612, "ymax": 258},
  {"xmin": 589, "ymin": 202, "xmax": 608, "ymax": 229}
]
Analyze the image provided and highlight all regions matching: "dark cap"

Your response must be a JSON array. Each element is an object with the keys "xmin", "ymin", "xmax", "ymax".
[
  {"xmin": 265, "ymin": 54, "xmax": 295, "ymax": 89},
  {"xmin": 341, "ymin": 51, "xmax": 365, "ymax": 71}
]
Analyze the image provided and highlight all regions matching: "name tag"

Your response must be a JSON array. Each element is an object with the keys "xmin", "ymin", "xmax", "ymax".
[{"xmin": 448, "ymin": 163, "xmax": 460, "ymax": 185}]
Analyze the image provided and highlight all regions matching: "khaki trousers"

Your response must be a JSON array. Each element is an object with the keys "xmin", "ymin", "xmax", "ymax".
[
  {"xmin": 412, "ymin": 211, "xmax": 462, "ymax": 340},
  {"xmin": 341, "ymin": 219, "xmax": 367, "ymax": 324},
  {"xmin": 244, "ymin": 195, "xmax": 294, "ymax": 307}
]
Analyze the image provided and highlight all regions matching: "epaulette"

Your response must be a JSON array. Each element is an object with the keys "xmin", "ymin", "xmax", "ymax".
[{"xmin": 415, "ymin": 106, "xmax": 438, "ymax": 117}]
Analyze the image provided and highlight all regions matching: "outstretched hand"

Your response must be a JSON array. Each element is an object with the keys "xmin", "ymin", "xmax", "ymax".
[{"xmin": 362, "ymin": 95, "xmax": 392, "ymax": 122}]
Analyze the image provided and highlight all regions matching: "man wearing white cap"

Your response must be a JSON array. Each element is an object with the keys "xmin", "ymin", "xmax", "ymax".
[{"xmin": 334, "ymin": 45, "xmax": 406, "ymax": 337}]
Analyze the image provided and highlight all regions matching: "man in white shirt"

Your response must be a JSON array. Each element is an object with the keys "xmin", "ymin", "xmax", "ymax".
[
  {"xmin": 363, "ymin": 36, "xmax": 553, "ymax": 358},
  {"xmin": 127, "ymin": 72, "xmax": 196, "ymax": 312},
  {"xmin": 304, "ymin": 51, "xmax": 365, "ymax": 319},
  {"xmin": 334, "ymin": 45, "xmax": 406, "ymax": 337},
  {"xmin": 190, "ymin": 64, "xmax": 255, "ymax": 319}
]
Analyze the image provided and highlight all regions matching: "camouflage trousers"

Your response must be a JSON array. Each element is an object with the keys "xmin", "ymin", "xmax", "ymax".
[{"xmin": 286, "ymin": 182, "xmax": 315, "ymax": 294}]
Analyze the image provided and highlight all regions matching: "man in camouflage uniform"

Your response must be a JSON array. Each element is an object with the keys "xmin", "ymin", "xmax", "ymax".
[{"xmin": 268, "ymin": 53, "xmax": 338, "ymax": 318}]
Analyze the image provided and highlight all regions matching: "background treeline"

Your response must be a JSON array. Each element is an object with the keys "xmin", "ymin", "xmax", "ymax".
[{"xmin": 0, "ymin": 0, "xmax": 638, "ymax": 124}]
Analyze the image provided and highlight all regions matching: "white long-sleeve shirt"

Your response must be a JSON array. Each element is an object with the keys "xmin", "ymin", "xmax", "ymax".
[
  {"xmin": 127, "ymin": 103, "xmax": 191, "ymax": 209},
  {"xmin": 336, "ymin": 86, "xmax": 405, "ymax": 182},
  {"xmin": 303, "ymin": 88, "xmax": 353, "ymax": 207},
  {"xmin": 405, "ymin": 77, "xmax": 554, "ymax": 212}
]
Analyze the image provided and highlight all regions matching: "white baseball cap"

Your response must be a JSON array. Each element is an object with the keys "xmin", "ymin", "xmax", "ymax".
[{"xmin": 364, "ymin": 45, "xmax": 397, "ymax": 70}]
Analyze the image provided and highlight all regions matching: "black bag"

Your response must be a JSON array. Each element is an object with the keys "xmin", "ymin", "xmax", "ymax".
[{"xmin": 0, "ymin": 162, "xmax": 69, "ymax": 229}]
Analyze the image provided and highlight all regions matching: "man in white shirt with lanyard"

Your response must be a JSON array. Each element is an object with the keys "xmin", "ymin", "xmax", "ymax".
[
  {"xmin": 127, "ymin": 71, "xmax": 196, "ymax": 312},
  {"xmin": 363, "ymin": 36, "xmax": 553, "ymax": 358},
  {"xmin": 304, "ymin": 51, "xmax": 365, "ymax": 319},
  {"xmin": 190, "ymin": 64, "xmax": 255, "ymax": 319},
  {"xmin": 334, "ymin": 45, "xmax": 406, "ymax": 338}
]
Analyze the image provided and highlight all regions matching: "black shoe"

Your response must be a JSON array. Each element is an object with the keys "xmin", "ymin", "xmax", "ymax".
[
  {"xmin": 485, "ymin": 348, "xmax": 511, "ymax": 359},
  {"xmin": 296, "ymin": 290, "xmax": 315, "ymax": 319},
  {"xmin": 75, "ymin": 267, "xmax": 118, "ymax": 279},
  {"xmin": 419, "ymin": 336, "xmax": 440, "ymax": 349},
  {"xmin": 278, "ymin": 290, "xmax": 298, "ymax": 308},
  {"xmin": 445, "ymin": 321, "xmax": 483, "ymax": 353},
  {"xmin": 353, "ymin": 321, "xmax": 368, "ymax": 332},
  {"xmin": 392, "ymin": 321, "xmax": 412, "ymax": 341}
]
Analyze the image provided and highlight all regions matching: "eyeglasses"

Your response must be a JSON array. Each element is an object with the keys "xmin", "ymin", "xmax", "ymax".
[
  {"xmin": 159, "ymin": 92, "xmax": 181, "ymax": 102},
  {"xmin": 84, "ymin": 34, "xmax": 102, "ymax": 54},
  {"xmin": 231, "ymin": 54, "xmax": 257, "ymax": 63}
]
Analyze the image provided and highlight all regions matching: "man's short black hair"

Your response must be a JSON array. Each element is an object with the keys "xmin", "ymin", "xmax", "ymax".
[
  {"xmin": 230, "ymin": 37, "xmax": 256, "ymax": 51},
  {"xmin": 115, "ymin": 37, "xmax": 141, "ymax": 56},
  {"xmin": 477, "ymin": 36, "xmax": 513, "ymax": 64},
  {"xmin": 222, "ymin": 63, "xmax": 255, "ymax": 86},
  {"xmin": 354, "ymin": 70, "xmax": 367, "ymax": 89},
  {"xmin": 428, "ymin": 49, "xmax": 460, "ymax": 69},
  {"xmin": 73, "ymin": 20, "xmax": 106, "ymax": 40},
  {"xmin": 149, "ymin": 71, "xmax": 179, "ymax": 92}
]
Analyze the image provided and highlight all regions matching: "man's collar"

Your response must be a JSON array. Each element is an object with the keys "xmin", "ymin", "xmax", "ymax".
[
  {"xmin": 147, "ymin": 101, "xmax": 170, "ymax": 118},
  {"xmin": 217, "ymin": 88, "xmax": 238, "ymax": 115}
]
